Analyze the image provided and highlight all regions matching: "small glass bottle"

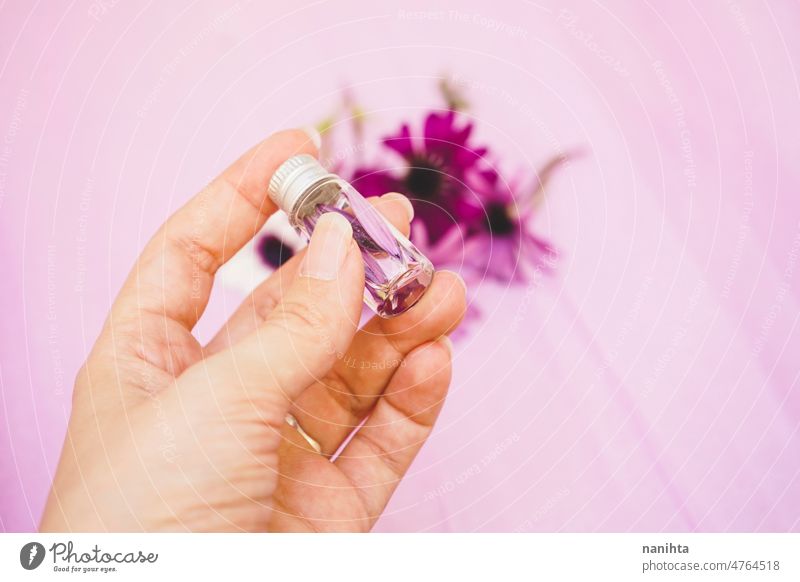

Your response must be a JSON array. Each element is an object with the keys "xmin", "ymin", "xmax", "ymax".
[{"xmin": 267, "ymin": 154, "xmax": 434, "ymax": 318}]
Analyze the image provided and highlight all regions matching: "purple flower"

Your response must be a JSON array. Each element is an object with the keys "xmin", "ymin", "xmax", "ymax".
[
  {"xmin": 349, "ymin": 110, "xmax": 492, "ymax": 245},
  {"xmin": 464, "ymin": 200, "xmax": 556, "ymax": 283},
  {"xmin": 257, "ymin": 234, "xmax": 294, "ymax": 269},
  {"xmin": 458, "ymin": 156, "xmax": 568, "ymax": 282}
]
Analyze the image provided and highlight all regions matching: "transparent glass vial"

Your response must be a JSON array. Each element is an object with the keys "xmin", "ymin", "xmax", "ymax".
[{"xmin": 268, "ymin": 154, "xmax": 434, "ymax": 317}]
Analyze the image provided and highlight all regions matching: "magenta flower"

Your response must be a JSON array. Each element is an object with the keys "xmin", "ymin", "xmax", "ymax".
[
  {"xmin": 464, "ymin": 190, "xmax": 556, "ymax": 283},
  {"xmin": 408, "ymin": 156, "xmax": 564, "ymax": 285},
  {"xmin": 349, "ymin": 110, "xmax": 492, "ymax": 245},
  {"xmin": 460, "ymin": 157, "xmax": 566, "ymax": 282}
]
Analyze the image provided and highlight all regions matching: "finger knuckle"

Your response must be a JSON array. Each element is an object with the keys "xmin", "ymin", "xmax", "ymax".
[
  {"xmin": 172, "ymin": 230, "xmax": 223, "ymax": 276},
  {"xmin": 275, "ymin": 298, "xmax": 329, "ymax": 337}
]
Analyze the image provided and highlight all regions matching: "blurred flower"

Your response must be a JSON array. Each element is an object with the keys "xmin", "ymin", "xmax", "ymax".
[
  {"xmin": 456, "ymin": 154, "xmax": 567, "ymax": 282},
  {"xmin": 466, "ymin": 184, "xmax": 553, "ymax": 282},
  {"xmin": 257, "ymin": 234, "xmax": 294, "ymax": 269},
  {"xmin": 349, "ymin": 110, "xmax": 491, "ymax": 245}
]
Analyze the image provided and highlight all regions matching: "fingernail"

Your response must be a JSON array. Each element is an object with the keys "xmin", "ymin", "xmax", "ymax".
[
  {"xmin": 300, "ymin": 212, "xmax": 352, "ymax": 280},
  {"xmin": 300, "ymin": 126, "xmax": 322, "ymax": 149},
  {"xmin": 438, "ymin": 334, "xmax": 453, "ymax": 355},
  {"xmin": 383, "ymin": 192, "xmax": 415, "ymax": 222}
]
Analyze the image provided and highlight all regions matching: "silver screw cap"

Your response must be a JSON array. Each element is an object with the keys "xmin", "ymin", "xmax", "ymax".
[{"xmin": 267, "ymin": 154, "xmax": 334, "ymax": 213}]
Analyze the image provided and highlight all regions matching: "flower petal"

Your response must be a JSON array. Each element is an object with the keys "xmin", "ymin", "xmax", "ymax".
[
  {"xmin": 351, "ymin": 167, "xmax": 401, "ymax": 198},
  {"xmin": 423, "ymin": 110, "xmax": 458, "ymax": 154},
  {"xmin": 383, "ymin": 123, "xmax": 414, "ymax": 159}
]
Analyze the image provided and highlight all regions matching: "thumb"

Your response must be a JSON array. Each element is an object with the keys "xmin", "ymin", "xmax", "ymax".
[{"xmin": 184, "ymin": 212, "xmax": 363, "ymax": 405}]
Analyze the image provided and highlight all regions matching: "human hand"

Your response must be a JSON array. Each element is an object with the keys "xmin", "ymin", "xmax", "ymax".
[{"xmin": 40, "ymin": 129, "xmax": 466, "ymax": 532}]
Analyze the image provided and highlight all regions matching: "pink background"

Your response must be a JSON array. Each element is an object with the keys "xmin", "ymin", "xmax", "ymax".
[{"xmin": 2, "ymin": 0, "xmax": 799, "ymax": 532}]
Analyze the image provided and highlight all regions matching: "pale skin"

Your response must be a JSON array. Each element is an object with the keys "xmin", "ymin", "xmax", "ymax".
[{"xmin": 40, "ymin": 129, "xmax": 466, "ymax": 532}]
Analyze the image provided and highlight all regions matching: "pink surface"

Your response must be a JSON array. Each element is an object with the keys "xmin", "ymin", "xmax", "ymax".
[{"xmin": 2, "ymin": 0, "xmax": 799, "ymax": 531}]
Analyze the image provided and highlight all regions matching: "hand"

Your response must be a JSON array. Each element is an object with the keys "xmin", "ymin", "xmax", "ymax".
[{"xmin": 40, "ymin": 129, "xmax": 466, "ymax": 532}]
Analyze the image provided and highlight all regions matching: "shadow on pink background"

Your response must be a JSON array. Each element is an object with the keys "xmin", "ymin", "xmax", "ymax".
[{"xmin": 1, "ymin": 0, "xmax": 799, "ymax": 531}]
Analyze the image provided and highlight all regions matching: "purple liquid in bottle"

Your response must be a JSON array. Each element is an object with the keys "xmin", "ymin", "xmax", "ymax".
[{"xmin": 268, "ymin": 155, "xmax": 434, "ymax": 318}]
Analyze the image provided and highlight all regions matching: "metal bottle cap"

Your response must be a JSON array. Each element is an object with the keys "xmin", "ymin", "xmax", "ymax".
[{"xmin": 267, "ymin": 154, "xmax": 335, "ymax": 213}]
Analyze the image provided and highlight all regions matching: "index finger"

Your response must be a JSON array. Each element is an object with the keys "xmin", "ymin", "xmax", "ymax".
[{"xmin": 111, "ymin": 128, "xmax": 318, "ymax": 332}]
